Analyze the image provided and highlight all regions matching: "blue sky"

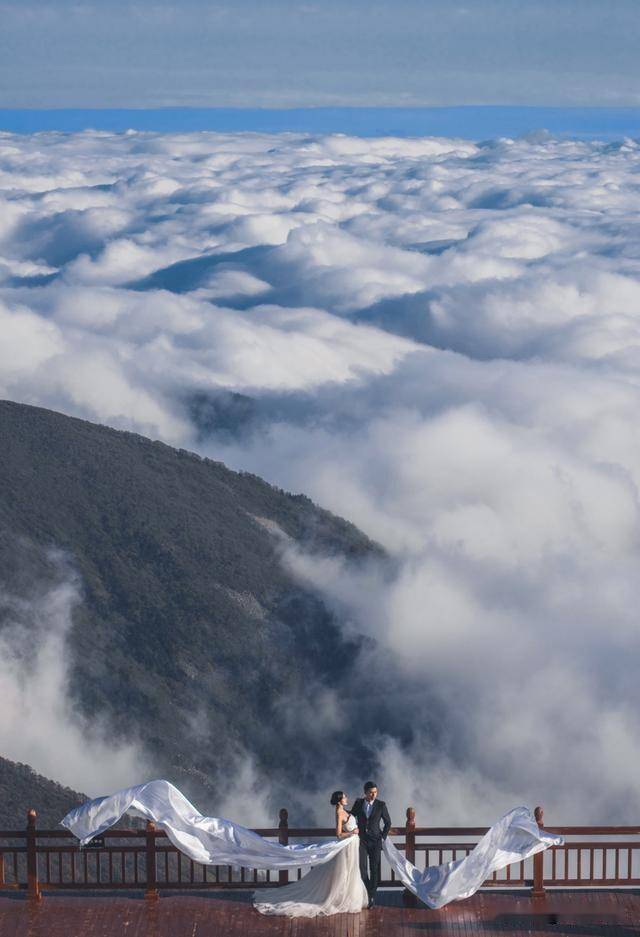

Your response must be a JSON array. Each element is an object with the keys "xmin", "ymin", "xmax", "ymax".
[{"xmin": 1, "ymin": 0, "xmax": 639, "ymax": 108}]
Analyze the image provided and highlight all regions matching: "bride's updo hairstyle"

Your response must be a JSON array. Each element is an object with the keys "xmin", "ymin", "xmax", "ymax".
[{"xmin": 330, "ymin": 791, "xmax": 345, "ymax": 806}]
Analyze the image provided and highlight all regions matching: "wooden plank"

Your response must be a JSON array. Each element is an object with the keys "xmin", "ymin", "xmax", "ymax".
[{"xmin": 0, "ymin": 887, "xmax": 639, "ymax": 934}]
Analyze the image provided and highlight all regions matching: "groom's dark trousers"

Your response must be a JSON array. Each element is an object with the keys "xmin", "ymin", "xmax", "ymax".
[{"xmin": 351, "ymin": 798, "xmax": 391, "ymax": 900}]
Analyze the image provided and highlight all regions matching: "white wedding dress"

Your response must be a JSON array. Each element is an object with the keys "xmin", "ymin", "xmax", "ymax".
[
  {"xmin": 254, "ymin": 813, "xmax": 368, "ymax": 916},
  {"xmin": 62, "ymin": 779, "xmax": 563, "ymax": 916}
]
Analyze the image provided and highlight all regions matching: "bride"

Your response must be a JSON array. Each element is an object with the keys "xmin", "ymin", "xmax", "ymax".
[
  {"xmin": 254, "ymin": 790, "xmax": 368, "ymax": 916},
  {"xmin": 61, "ymin": 778, "xmax": 563, "ymax": 916}
]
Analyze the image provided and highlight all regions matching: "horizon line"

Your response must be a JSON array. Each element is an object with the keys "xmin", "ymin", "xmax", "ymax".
[{"xmin": 2, "ymin": 105, "xmax": 638, "ymax": 141}]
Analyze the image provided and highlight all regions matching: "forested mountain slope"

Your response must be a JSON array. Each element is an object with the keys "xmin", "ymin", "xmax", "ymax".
[
  {"xmin": 0, "ymin": 400, "xmax": 386, "ymax": 822},
  {"xmin": 0, "ymin": 757, "xmax": 86, "ymax": 830}
]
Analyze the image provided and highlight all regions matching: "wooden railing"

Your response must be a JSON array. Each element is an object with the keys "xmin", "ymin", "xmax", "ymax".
[{"xmin": 1, "ymin": 806, "xmax": 639, "ymax": 902}]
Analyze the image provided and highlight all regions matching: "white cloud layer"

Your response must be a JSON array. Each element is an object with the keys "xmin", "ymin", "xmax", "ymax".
[{"xmin": 2, "ymin": 128, "xmax": 640, "ymax": 823}]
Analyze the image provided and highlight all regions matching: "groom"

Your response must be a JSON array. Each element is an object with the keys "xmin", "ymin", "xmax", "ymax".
[{"xmin": 351, "ymin": 781, "xmax": 391, "ymax": 908}]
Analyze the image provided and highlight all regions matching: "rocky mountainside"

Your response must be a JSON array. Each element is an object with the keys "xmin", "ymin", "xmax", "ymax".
[{"xmin": 0, "ymin": 400, "xmax": 387, "ymax": 823}]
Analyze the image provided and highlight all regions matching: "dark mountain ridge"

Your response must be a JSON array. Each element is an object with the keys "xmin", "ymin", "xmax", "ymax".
[{"xmin": 0, "ymin": 400, "xmax": 388, "ymax": 822}]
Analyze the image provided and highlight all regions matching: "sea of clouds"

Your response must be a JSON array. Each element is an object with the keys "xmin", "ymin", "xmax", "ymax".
[{"xmin": 2, "ymin": 127, "xmax": 640, "ymax": 823}]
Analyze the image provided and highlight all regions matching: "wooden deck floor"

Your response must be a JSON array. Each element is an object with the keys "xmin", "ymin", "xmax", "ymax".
[{"xmin": 0, "ymin": 889, "xmax": 638, "ymax": 936}]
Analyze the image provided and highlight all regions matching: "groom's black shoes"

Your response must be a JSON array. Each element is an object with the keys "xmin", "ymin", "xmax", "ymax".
[{"xmin": 367, "ymin": 897, "xmax": 375, "ymax": 909}]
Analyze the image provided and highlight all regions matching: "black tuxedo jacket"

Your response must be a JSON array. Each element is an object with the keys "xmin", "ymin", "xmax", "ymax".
[{"xmin": 351, "ymin": 797, "xmax": 391, "ymax": 844}]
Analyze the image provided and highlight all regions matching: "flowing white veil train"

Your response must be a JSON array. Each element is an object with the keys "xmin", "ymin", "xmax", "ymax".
[
  {"xmin": 382, "ymin": 806, "xmax": 562, "ymax": 909},
  {"xmin": 61, "ymin": 779, "xmax": 352, "ymax": 869},
  {"xmin": 61, "ymin": 780, "xmax": 563, "ymax": 912}
]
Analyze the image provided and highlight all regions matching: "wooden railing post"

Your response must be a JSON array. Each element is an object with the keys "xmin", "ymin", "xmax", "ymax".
[
  {"xmin": 26, "ymin": 809, "xmax": 41, "ymax": 901},
  {"xmin": 402, "ymin": 806, "xmax": 417, "ymax": 907},
  {"xmin": 278, "ymin": 809, "xmax": 289, "ymax": 886},
  {"xmin": 145, "ymin": 820, "xmax": 159, "ymax": 899},
  {"xmin": 532, "ymin": 805, "xmax": 545, "ymax": 898}
]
